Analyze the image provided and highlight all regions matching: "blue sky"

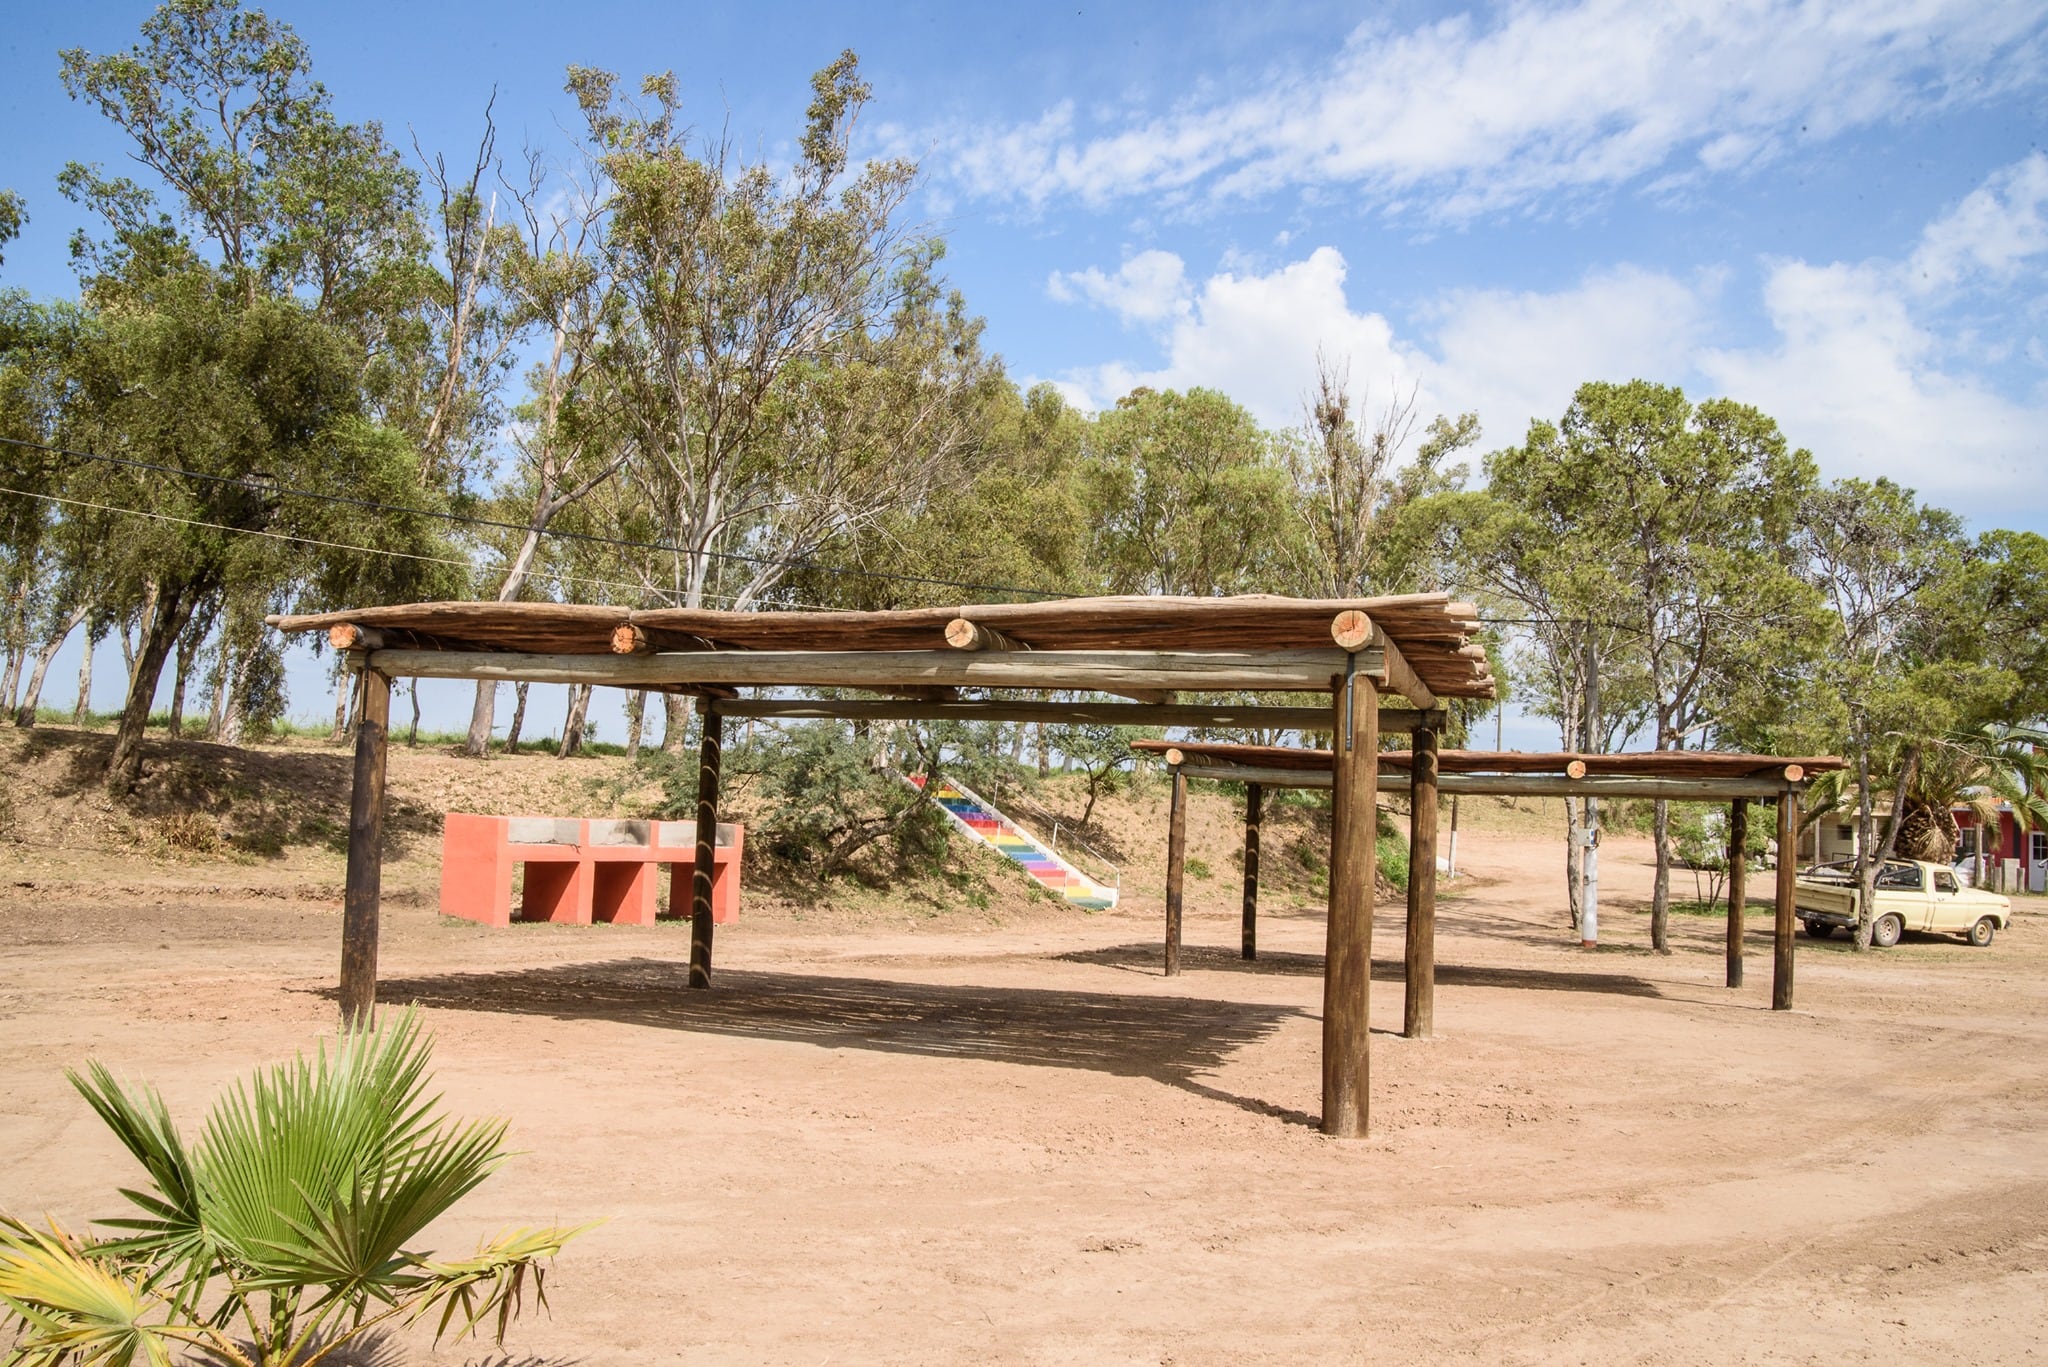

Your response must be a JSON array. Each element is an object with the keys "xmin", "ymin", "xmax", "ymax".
[{"xmin": 4, "ymin": 1, "xmax": 2045, "ymax": 744}]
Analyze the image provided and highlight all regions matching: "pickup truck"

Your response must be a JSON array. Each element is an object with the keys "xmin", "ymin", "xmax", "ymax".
[{"xmin": 1796, "ymin": 859, "xmax": 2013, "ymax": 947}]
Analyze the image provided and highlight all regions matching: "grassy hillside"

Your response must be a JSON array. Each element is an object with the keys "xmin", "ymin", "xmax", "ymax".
[{"xmin": 0, "ymin": 723, "xmax": 1567, "ymax": 928}]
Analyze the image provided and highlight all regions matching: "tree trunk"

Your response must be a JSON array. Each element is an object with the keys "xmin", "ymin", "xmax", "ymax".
[
  {"xmin": 205, "ymin": 648, "xmax": 229, "ymax": 740},
  {"xmin": 464, "ymin": 680, "xmax": 498, "ymax": 757},
  {"xmin": 0, "ymin": 578, "xmax": 28, "ymax": 713},
  {"xmin": 407, "ymin": 679, "xmax": 422, "ymax": 747},
  {"xmin": 12, "ymin": 603, "xmax": 89, "ymax": 728},
  {"xmin": 661, "ymin": 692, "xmax": 690, "ymax": 754},
  {"xmin": 504, "ymin": 681, "xmax": 529, "ymax": 751},
  {"xmin": 1036, "ymin": 720, "xmax": 1050, "ymax": 777},
  {"xmin": 557, "ymin": 684, "xmax": 591, "ymax": 758},
  {"xmin": 1564, "ymin": 796, "xmax": 1584, "ymax": 931},
  {"xmin": 624, "ymin": 690, "xmax": 645, "ymax": 762},
  {"xmin": 107, "ymin": 578, "xmax": 207, "ymax": 793},
  {"xmin": 331, "ymin": 665, "xmax": 351, "ymax": 742},
  {"xmin": 167, "ymin": 617, "xmax": 206, "ymax": 738},
  {"xmin": 73, "ymin": 625, "xmax": 95, "ymax": 725},
  {"xmin": 1651, "ymin": 799, "xmax": 1672, "ymax": 952}
]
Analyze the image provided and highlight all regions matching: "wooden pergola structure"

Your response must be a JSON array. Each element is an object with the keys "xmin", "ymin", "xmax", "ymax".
[
  {"xmin": 1133, "ymin": 740, "xmax": 1845, "ymax": 1035},
  {"xmin": 270, "ymin": 593, "xmax": 1820, "ymax": 1138}
]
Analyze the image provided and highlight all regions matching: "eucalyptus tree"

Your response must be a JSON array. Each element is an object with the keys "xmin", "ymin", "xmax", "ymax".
[
  {"xmin": 1083, "ymin": 386, "xmax": 1291, "ymax": 597},
  {"xmin": 58, "ymin": 0, "xmax": 521, "ymax": 754},
  {"xmin": 1481, "ymin": 381, "xmax": 1823, "ymax": 950},
  {"xmin": 460, "ymin": 141, "xmax": 625, "ymax": 755},
  {"xmin": 56, "ymin": 274, "xmax": 459, "ymax": 788},
  {"xmin": 1280, "ymin": 360, "xmax": 1479, "ymax": 598},
  {"xmin": 574, "ymin": 53, "xmax": 991, "ymax": 747},
  {"xmin": 1789, "ymin": 477, "xmax": 1996, "ymax": 947}
]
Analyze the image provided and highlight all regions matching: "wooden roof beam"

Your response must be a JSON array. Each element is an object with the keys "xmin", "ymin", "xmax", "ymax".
[
  {"xmin": 1174, "ymin": 764, "xmax": 1803, "ymax": 801},
  {"xmin": 362, "ymin": 645, "xmax": 1364, "ymax": 696},
  {"xmin": 710, "ymin": 696, "xmax": 1442, "ymax": 732}
]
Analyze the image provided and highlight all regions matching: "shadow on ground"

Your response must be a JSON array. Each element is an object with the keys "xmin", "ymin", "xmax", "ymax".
[
  {"xmin": 360, "ymin": 957, "xmax": 1320, "ymax": 1127},
  {"xmin": 1057, "ymin": 941, "xmax": 1664, "ymax": 999}
]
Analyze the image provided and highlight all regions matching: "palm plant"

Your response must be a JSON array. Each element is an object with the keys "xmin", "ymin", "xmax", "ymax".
[
  {"xmin": 1905, "ymin": 722, "xmax": 2048, "ymax": 870},
  {"xmin": 0, "ymin": 1010, "xmax": 584, "ymax": 1366}
]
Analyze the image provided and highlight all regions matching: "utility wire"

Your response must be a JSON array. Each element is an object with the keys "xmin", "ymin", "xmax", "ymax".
[
  {"xmin": 5, "ymin": 431, "xmax": 1636, "ymax": 629},
  {"xmin": 0, "ymin": 432, "xmax": 1076, "ymax": 603},
  {"xmin": 0, "ymin": 485, "xmax": 841, "ymax": 613}
]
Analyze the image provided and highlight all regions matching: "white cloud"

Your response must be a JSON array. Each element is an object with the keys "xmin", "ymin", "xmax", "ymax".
[
  {"xmin": 1046, "ymin": 155, "xmax": 2048, "ymax": 522},
  {"xmin": 1047, "ymin": 246, "xmax": 1425, "ymax": 429},
  {"xmin": 934, "ymin": 0, "xmax": 2046, "ymax": 220},
  {"xmin": 1045, "ymin": 245, "xmax": 1709, "ymax": 450},
  {"xmin": 1698, "ymin": 260, "xmax": 2046, "ymax": 508},
  {"xmin": 1425, "ymin": 266, "xmax": 1714, "ymax": 449},
  {"xmin": 1046, "ymin": 250, "xmax": 1191, "ymax": 324},
  {"xmin": 1907, "ymin": 151, "xmax": 2048, "ymax": 294}
]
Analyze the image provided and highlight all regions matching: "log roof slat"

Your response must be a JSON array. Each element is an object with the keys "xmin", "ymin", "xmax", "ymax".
[
  {"xmin": 1131, "ymin": 739, "xmax": 1845, "ymax": 779},
  {"xmin": 268, "ymin": 593, "xmax": 1499, "ymax": 699}
]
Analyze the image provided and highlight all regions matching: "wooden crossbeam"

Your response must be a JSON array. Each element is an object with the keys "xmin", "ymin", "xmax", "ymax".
[
  {"xmin": 364, "ymin": 646, "xmax": 1363, "ymax": 695},
  {"xmin": 697, "ymin": 697, "xmax": 1443, "ymax": 732},
  {"xmin": 1174, "ymin": 765, "xmax": 1804, "ymax": 801}
]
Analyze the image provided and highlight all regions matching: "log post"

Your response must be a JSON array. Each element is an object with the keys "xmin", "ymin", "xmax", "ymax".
[
  {"xmin": 1773, "ymin": 791, "xmax": 1798, "ymax": 1010},
  {"xmin": 1726, "ymin": 799, "xmax": 1749, "ymax": 989},
  {"xmin": 689, "ymin": 702, "xmax": 724, "ymax": 990},
  {"xmin": 1241, "ymin": 782, "xmax": 1263, "ymax": 961},
  {"xmin": 339, "ymin": 665, "xmax": 391, "ymax": 1027},
  {"xmin": 1164, "ymin": 766, "xmax": 1188, "ymax": 977},
  {"xmin": 1404, "ymin": 721, "xmax": 1439, "ymax": 1039},
  {"xmin": 1323, "ymin": 653, "xmax": 1380, "ymax": 1138}
]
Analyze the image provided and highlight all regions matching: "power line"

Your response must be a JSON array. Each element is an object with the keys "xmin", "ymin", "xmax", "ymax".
[
  {"xmin": 0, "ymin": 431, "xmax": 1077, "ymax": 603},
  {"xmin": 0, "ymin": 485, "xmax": 841, "ymax": 613}
]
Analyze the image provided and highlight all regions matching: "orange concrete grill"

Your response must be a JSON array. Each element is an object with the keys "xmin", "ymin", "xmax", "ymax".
[{"xmin": 440, "ymin": 813, "xmax": 743, "ymax": 928}]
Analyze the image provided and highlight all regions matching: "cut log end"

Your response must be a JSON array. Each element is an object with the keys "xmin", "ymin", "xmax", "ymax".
[
  {"xmin": 327, "ymin": 624, "xmax": 382, "ymax": 652},
  {"xmin": 1783, "ymin": 764, "xmax": 1804, "ymax": 782},
  {"xmin": 1330, "ymin": 610, "xmax": 1374, "ymax": 652},
  {"xmin": 945, "ymin": 618, "xmax": 1024, "ymax": 652},
  {"xmin": 611, "ymin": 624, "xmax": 650, "ymax": 656},
  {"xmin": 1163, "ymin": 747, "xmax": 1186, "ymax": 767},
  {"xmin": 1566, "ymin": 759, "xmax": 1588, "ymax": 779}
]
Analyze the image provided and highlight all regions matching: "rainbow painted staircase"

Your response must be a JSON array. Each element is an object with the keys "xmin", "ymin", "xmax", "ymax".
[{"xmin": 909, "ymin": 775, "xmax": 1120, "ymax": 910}]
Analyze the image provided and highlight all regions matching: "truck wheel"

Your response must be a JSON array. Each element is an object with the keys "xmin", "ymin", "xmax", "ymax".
[
  {"xmin": 1872, "ymin": 912, "xmax": 1904, "ymax": 948},
  {"xmin": 1803, "ymin": 920, "xmax": 1834, "ymax": 940},
  {"xmin": 1968, "ymin": 917, "xmax": 1996, "ymax": 948}
]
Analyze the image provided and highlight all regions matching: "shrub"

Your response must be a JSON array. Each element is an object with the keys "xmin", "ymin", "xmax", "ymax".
[
  {"xmin": 154, "ymin": 811, "xmax": 225, "ymax": 856},
  {"xmin": 0, "ymin": 1010, "xmax": 584, "ymax": 1366}
]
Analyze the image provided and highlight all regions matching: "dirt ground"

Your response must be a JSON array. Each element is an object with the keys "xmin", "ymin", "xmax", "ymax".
[{"xmin": 6, "ymin": 741, "xmax": 2048, "ymax": 1364}]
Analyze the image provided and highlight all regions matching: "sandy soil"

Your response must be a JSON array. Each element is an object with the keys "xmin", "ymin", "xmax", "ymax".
[{"xmin": 5, "ymin": 749, "xmax": 2048, "ymax": 1364}]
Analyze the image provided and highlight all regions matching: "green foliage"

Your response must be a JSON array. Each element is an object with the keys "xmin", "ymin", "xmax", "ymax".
[
  {"xmin": 0, "ymin": 1010, "xmax": 583, "ymax": 1367},
  {"xmin": 1084, "ymin": 386, "xmax": 1291, "ymax": 597},
  {"xmin": 1184, "ymin": 856, "xmax": 1212, "ymax": 881},
  {"xmin": 1376, "ymin": 807, "xmax": 1410, "ymax": 893},
  {"xmin": 1279, "ymin": 363, "xmax": 1479, "ymax": 598},
  {"xmin": 655, "ymin": 721, "xmax": 951, "ymax": 881},
  {"xmin": 0, "ymin": 190, "xmax": 23, "ymax": 269}
]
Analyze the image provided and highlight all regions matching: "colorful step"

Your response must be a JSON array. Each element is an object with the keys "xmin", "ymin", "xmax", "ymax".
[{"xmin": 910, "ymin": 775, "xmax": 1119, "ymax": 910}]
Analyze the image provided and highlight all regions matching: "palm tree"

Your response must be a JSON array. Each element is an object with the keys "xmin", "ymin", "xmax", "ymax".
[
  {"xmin": 0, "ymin": 1010, "xmax": 584, "ymax": 1366},
  {"xmin": 1901, "ymin": 722, "xmax": 2048, "ymax": 875}
]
